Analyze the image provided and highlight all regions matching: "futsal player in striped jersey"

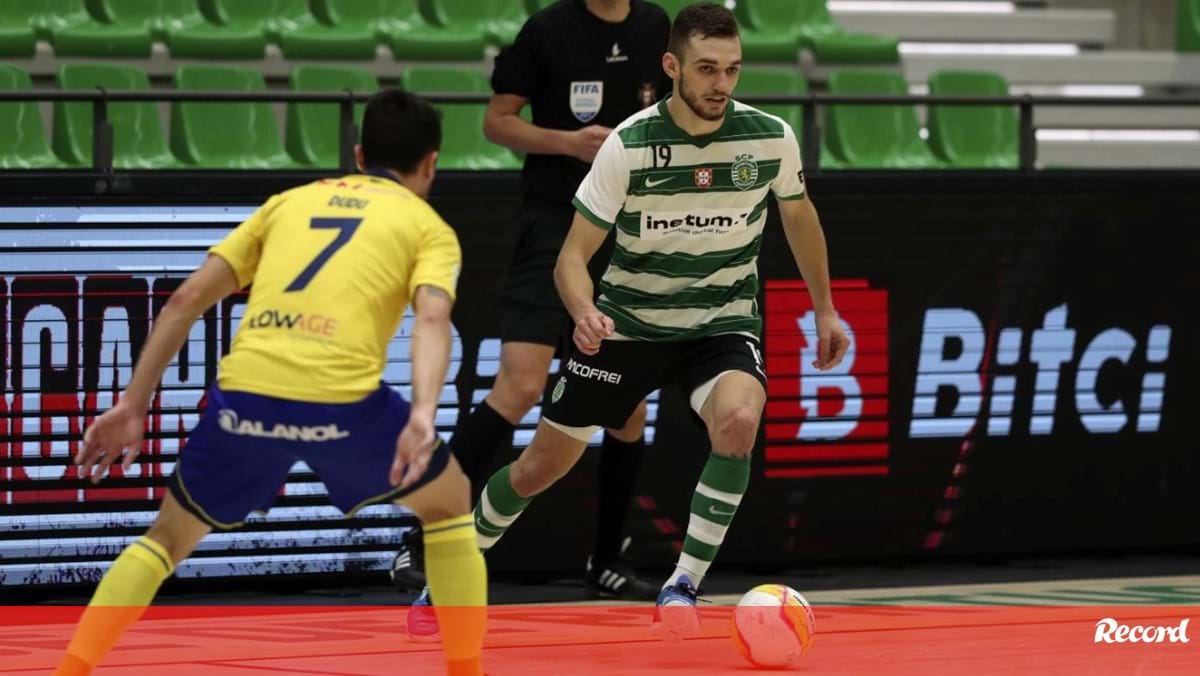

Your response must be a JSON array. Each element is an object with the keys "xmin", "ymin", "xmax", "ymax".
[
  {"xmin": 469, "ymin": 3, "xmax": 849, "ymax": 641},
  {"xmin": 55, "ymin": 90, "xmax": 486, "ymax": 676}
]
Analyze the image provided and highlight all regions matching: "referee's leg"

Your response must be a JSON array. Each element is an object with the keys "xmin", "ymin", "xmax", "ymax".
[
  {"xmin": 390, "ymin": 334, "xmax": 555, "ymax": 592},
  {"xmin": 468, "ymin": 340, "xmax": 556, "ymax": 481},
  {"xmin": 588, "ymin": 400, "xmax": 658, "ymax": 600}
]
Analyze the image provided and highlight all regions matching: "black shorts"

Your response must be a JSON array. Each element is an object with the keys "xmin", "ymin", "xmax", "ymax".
[
  {"xmin": 498, "ymin": 300, "xmax": 573, "ymax": 351},
  {"xmin": 543, "ymin": 334, "xmax": 768, "ymax": 431},
  {"xmin": 499, "ymin": 199, "xmax": 613, "ymax": 348}
]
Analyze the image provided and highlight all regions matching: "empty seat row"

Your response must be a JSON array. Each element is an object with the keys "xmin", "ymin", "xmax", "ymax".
[
  {"xmin": 738, "ymin": 69, "xmax": 1017, "ymax": 169},
  {"xmin": 0, "ymin": 0, "xmax": 899, "ymax": 64},
  {"xmin": 0, "ymin": 63, "xmax": 1017, "ymax": 171},
  {"xmin": 0, "ymin": 0, "xmax": 525, "ymax": 60},
  {"xmin": 0, "ymin": 63, "xmax": 519, "ymax": 170},
  {"xmin": 655, "ymin": 0, "xmax": 899, "ymax": 64}
]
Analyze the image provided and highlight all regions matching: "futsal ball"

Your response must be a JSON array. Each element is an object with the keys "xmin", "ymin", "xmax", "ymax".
[{"xmin": 730, "ymin": 584, "xmax": 816, "ymax": 669}]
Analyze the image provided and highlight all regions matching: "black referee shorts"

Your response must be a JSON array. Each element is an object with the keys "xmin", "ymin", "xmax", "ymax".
[{"xmin": 499, "ymin": 199, "xmax": 613, "ymax": 349}]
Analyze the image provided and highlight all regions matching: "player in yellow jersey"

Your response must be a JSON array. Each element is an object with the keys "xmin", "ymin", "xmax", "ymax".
[{"xmin": 54, "ymin": 90, "xmax": 487, "ymax": 676}]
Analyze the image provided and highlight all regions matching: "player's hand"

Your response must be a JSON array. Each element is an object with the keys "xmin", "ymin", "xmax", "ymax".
[
  {"xmin": 812, "ymin": 309, "xmax": 851, "ymax": 371},
  {"xmin": 573, "ymin": 308, "xmax": 614, "ymax": 356},
  {"xmin": 78, "ymin": 401, "xmax": 145, "ymax": 484},
  {"xmin": 566, "ymin": 125, "xmax": 613, "ymax": 163},
  {"xmin": 391, "ymin": 411, "xmax": 438, "ymax": 489}
]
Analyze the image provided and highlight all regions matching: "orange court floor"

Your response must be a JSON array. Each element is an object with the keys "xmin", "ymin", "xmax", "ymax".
[{"xmin": 5, "ymin": 569, "xmax": 1200, "ymax": 675}]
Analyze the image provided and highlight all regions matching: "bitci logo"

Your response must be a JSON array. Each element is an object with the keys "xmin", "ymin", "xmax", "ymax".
[{"xmin": 764, "ymin": 280, "xmax": 889, "ymax": 479}]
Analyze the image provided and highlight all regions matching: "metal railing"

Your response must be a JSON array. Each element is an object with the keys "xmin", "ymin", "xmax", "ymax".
[{"xmin": 2, "ymin": 89, "xmax": 1199, "ymax": 173}]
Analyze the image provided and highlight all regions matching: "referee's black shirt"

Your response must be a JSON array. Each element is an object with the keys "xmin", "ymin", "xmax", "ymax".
[{"xmin": 491, "ymin": 0, "xmax": 672, "ymax": 205}]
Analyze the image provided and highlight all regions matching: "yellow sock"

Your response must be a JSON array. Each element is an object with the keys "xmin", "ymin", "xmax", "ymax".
[
  {"xmin": 424, "ymin": 514, "xmax": 487, "ymax": 676},
  {"xmin": 55, "ymin": 537, "xmax": 174, "ymax": 676}
]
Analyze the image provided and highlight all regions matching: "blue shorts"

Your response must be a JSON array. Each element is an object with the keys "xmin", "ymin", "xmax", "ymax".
[{"xmin": 169, "ymin": 384, "xmax": 450, "ymax": 530}]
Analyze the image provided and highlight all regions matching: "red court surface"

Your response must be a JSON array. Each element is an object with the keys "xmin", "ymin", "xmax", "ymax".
[{"xmin": 3, "ymin": 604, "xmax": 1198, "ymax": 674}]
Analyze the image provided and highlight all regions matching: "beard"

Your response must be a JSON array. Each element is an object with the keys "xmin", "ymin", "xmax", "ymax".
[{"xmin": 678, "ymin": 72, "xmax": 728, "ymax": 122}]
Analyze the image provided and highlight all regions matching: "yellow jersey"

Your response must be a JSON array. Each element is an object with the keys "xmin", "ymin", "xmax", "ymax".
[{"xmin": 210, "ymin": 174, "xmax": 461, "ymax": 403}]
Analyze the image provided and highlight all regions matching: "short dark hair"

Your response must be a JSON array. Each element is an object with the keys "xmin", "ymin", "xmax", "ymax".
[
  {"xmin": 667, "ymin": 2, "xmax": 739, "ymax": 60},
  {"xmin": 360, "ymin": 89, "xmax": 442, "ymax": 174}
]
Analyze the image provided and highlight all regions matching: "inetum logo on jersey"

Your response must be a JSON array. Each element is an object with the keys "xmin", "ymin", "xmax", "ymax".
[
  {"xmin": 910, "ymin": 304, "xmax": 1172, "ymax": 438},
  {"xmin": 764, "ymin": 280, "xmax": 890, "ymax": 479},
  {"xmin": 640, "ymin": 208, "xmax": 751, "ymax": 240},
  {"xmin": 217, "ymin": 409, "xmax": 350, "ymax": 442},
  {"xmin": 570, "ymin": 81, "xmax": 603, "ymax": 123}
]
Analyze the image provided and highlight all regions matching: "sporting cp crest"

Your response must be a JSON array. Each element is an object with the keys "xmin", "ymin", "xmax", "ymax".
[
  {"xmin": 731, "ymin": 154, "xmax": 758, "ymax": 190},
  {"xmin": 551, "ymin": 376, "xmax": 566, "ymax": 403},
  {"xmin": 694, "ymin": 167, "xmax": 713, "ymax": 188}
]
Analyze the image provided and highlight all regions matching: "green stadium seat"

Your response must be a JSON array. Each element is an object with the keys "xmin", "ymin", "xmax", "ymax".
[
  {"xmin": 731, "ymin": 0, "xmax": 803, "ymax": 62},
  {"xmin": 380, "ymin": 0, "xmax": 484, "ymax": 60},
  {"xmin": 51, "ymin": 0, "xmax": 154, "ymax": 57},
  {"xmin": 0, "ymin": 64, "xmax": 66, "ymax": 169},
  {"xmin": 485, "ymin": 0, "xmax": 528, "ymax": 47},
  {"xmin": 737, "ymin": 68, "xmax": 842, "ymax": 170},
  {"xmin": 172, "ymin": 65, "xmax": 301, "ymax": 169},
  {"xmin": 55, "ymin": 63, "xmax": 180, "ymax": 169},
  {"xmin": 160, "ymin": 0, "xmax": 215, "ymax": 38},
  {"xmin": 811, "ymin": 33, "xmax": 900, "ymax": 65},
  {"xmin": 737, "ymin": 69, "xmax": 808, "ymax": 138},
  {"xmin": 0, "ymin": 1, "xmax": 38, "ymax": 57},
  {"xmin": 77, "ymin": 0, "xmax": 211, "ymax": 42},
  {"xmin": 737, "ymin": 0, "xmax": 898, "ymax": 64},
  {"xmin": 287, "ymin": 65, "xmax": 379, "ymax": 168},
  {"xmin": 927, "ymin": 71, "xmax": 1017, "ymax": 169},
  {"xmin": 410, "ymin": 0, "xmax": 489, "ymax": 52},
  {"xmin": 4, "ymin": 0, "xmax": 92, "ymax": 42},
  {"xmin": 281, "ymin": 0, "xmax": 391, "ymax": 60},
  {"xmin": 1180, "ymin": 0, "xmax": 1200, "ymax": 52},
  {"xmin": 825, "ymin": 71, "xmax": 941, "ymax": 169},
  {"xmin": 401, "ymin": 66, "xmax": 520, "ymax": 170},
  {"xmin": 0, "ymin": 1, "xmax": 42, "ymax": 35},
  {"xmin": 0, "ymin": 26, "xmax": 37, "ymax": 57},
  {"xmin": 169, "ymin": 0, "xmax": 310, "ymax": 59}
]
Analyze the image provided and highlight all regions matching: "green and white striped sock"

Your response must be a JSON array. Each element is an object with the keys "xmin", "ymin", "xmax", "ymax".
[
  {"xmin": 666, "ymin": 453, "xmax": 751, "ymax": 590},
  {"xmin": 473, "ymin": 464, "xmax": 532, "ymax": 552}
]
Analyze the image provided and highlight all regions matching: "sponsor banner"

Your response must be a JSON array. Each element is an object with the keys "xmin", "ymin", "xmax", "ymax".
[
  {"xmin": 764, "ymin": 279, "xmax": 889, "ymax": 479},
  {"xmin": 0, "ymin": 207, "xmax": 664, "ymax": 586},
  {"xmin": 2, "ymin": 179, "xmax": 1198, "ymax": 586}
]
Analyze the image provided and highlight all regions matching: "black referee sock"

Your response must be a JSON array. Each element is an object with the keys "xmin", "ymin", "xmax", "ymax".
[
  {"xmin": 592, "ymin": 433, "xmax": 646, "ymax": 565},
  {"xmin": 450, "ymin": 400, "xmax": 517, "ymax": 489}
]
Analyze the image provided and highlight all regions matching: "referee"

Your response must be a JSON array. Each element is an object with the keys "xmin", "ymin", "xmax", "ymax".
[{"xmin": 393, "ymin": 0, "xmax": 670, "ymax": 601}]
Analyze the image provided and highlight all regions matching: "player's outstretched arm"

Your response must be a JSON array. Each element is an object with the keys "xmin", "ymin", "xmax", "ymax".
[
  {"xmin": 778, "ymin": 198, "xmax": 850, "ymax": 371},
  {"xmin": 555, "ymin": 213, "xmax": 614, "ymax": 355},
  {"xmin": 78, "ymin": 254, "xmax": 240, "ymax": 483},
  {"xmin": 392, "ymin": 285, "xmax": 454, "ymax": 488}
]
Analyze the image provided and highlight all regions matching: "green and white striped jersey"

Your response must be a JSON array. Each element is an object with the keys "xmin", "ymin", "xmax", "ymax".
[{"xmin": 572, "ymin": 97, "xmax": 807, "ymax": 342}]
